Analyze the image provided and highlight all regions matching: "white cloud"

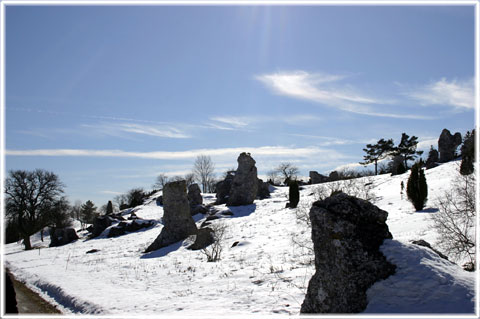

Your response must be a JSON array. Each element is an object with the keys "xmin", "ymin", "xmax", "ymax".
[
  {"xmin": 82, "ymin": 122, "xmax": 191, "ymax": 139},
  {"xmin": 210, "ymin": 116, "xmax": 252, "ymax": 128},
  {"xmin": 256, "ymin": 70, "xmax": 433, "ymax": 119},
  {"xmin": 6, "ymin": 145, "xmax": 343, "ymax": 161},
  {"xmin": 404, "ymin": 78, "xmax": 474, "ymax": 110}
]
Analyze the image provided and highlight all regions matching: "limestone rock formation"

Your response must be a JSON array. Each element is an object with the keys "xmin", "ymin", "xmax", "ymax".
[
  {"xmin": 438, "ymin": 129, "xmax": 462, "ymax": 163},
  {"xmin": 145, "ymin": 180, "xmax": 197, "ymax": 252},
  {"xmin": 188, "ymin": 183, "xmax": 203, "ymax": 207},
  {"xmin": 227, "ymin": 153, "xmax": 258, "ymax": 206},
  {"xmin": 309, "ymin": 171, "xmax": 329, "ymax": 184},
  {"xmin": 257, "ymin": 178, "xmax": 270, "ymax": 199},
  {"xmin": 49, "ymin": 227, "xmax": 79, "ymax": 247},
  {"xmin": 215, "ymin": 171, "xmax": 235, "ymax": 204},
  {"xmin": 328, "ymin": 171, "xmax": 339, "ymax": 182},
  {"xmin": 301, "ymin": 192, "xmax": 396, "ymax": 313}
]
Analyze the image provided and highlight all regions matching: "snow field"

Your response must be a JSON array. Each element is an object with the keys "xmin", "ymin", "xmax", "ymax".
[{"xmin": 3, "ymin": 160, "xmax": 476, "ymax": 315}]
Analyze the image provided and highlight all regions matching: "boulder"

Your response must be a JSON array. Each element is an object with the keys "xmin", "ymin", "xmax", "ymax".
[
  {"xmin": 215, "ymin": 171, "xmax": 235, "ymax": 204},
  {"xmin": 191, "ymin": 204, "xmax": 209, "ymax": 215},
  {"xmin": 145, "ymin": 180, "xmax": 198, "ymax": 252},
  {"xmin": 301, "ymin": 192, "xmax": 396, "ymax": 313},
  {"xmin": 438, "ymin": 129, "xmax": 462, "ymax": 163},
  {"xmin": 49, "ymin": 227, "xmax": 79, "ymax": 247},
  {"xmin": 328, "ymin": 171, "xmax": 339, "ymax": 182},
  {"xmin": 188, "ymin": 183, "xmax": 203, "ymax": 207},
  {"xmin": 188, "ymin": 227, "xmax": 215, "ymax": 250},
  {"xmin": 309, "ymin": 171, "xmax": 329, "ymax": 184},
  {"xmin": 227, "ymin": 153, "xmax": 258, "ymax": 206},
  {"xmin": 90, "ymin": 215, "xmax": 113, "ymax": 238}
]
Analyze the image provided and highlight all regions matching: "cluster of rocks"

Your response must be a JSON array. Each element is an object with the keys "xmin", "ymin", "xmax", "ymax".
[
  {"xmin": 49, "ymin": 227, "xmax": 79, "ymax": 247},
  {"xmin": 107, "ymin": 216, "xmax": 155, "ymax": 238},
  {"xmin": 87, "ymin": 211, "xmax": 154, "ymax": 239},
  {"xmin": 301, "ymin": 192, "xmax": 396, "ymax": 313},
  {"xmin": 145, "ymin": 180, "xmax": 214, "ymax": 253},
  {"xmin": 309, "ymin": 170, "xmax": 340, "ymax": 185},
  {"xmin": 438, "ymin": 128, "xmax": 462, "ymax": 163},
  {"xmin": 215, "ymin": 152, "xmax": 270, "ymax": 206}
]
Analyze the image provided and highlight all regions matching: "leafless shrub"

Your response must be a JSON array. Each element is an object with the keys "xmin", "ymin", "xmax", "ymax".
[
  {"xmin": 291, "ymin": 202, "xmax": 314, "ymax": 265},
  {"xmin": 431, "ymin": 172, "xmax": 476, "ymax": 266},
  {"xmin": 201, "ymin": 222, "xmax": 228, "ymax": 262}
]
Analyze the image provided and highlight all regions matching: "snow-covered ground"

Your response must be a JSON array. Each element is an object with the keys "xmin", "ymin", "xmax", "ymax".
[{"xmin": 3, "ymin": 160, "xmax": 476, "ymax": 315}]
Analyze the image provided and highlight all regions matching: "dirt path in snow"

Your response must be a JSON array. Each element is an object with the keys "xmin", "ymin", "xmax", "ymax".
[{"xmin": 6, "ymin": 269, "xmax": 62, "ymax": 314}]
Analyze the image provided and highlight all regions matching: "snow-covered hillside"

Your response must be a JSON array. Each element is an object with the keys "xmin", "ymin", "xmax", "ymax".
[{"xmin": 4, "ymin": 161, "xmax": 476, "ymax": 315}]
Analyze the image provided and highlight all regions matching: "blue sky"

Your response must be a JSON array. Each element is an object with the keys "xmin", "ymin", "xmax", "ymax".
[{"xmin": 4, "ymin": 4, "xmax": 475, "ymax": 207}]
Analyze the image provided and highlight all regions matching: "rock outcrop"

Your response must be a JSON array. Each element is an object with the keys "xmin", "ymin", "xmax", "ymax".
[
  {"xmin": 89, "ymin": 215, "xmax": 113, "ymax": 238},
  {"xmin": 301, "ymin": 192, "xmax": 396, "ymax": 313},
  {"xmin": 309, "ymin": 171, "xmax": 329, "ymax": 184},
  {"xmin": 108, "ymin": 219, "xmax": 155, "ymax": 238},
  {"xmin": 188, "ymin": 183, "xmax": 203, "ymax": 207},
  {"xmin": 438, "ymin": 129, "xmax": 462, "ymax": 163},
  {"xmin": 145, "ymin": 180, "xmax": 197, "ymax": 252},
  {"xmin": 215, "ymin": 171, "xmax": 235, "ymax": 204},
  {"xmin": 328, "ymin": 171, "xmax": 339, "ymax": 182},
  {"xmin": 257, "ymin": 179, "xmax": 270, "ymax": 199},
  {"xmin": 188, "ymin": 183, "xmax": 207, "ymax": 215},
  {"xmin": 227, "ymin": 153, "xmax": 258, "ymax": 206},
  {"xmin": 49, "ymin": 227, "xmax": 79, "ymax": 247}
]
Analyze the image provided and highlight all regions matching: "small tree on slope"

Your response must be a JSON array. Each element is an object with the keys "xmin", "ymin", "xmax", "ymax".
[{"xmin": 406, "ymin": 162, "xmax": 428, "ymax": 211}]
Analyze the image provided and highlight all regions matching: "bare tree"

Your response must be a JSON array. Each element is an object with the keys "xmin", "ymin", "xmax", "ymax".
[
  {"xmin": 201, "ymin": 222, "xmax": 228, "ymax": 262},
  {"xmin": 267, "ymin": 169, "xmax": 280, "ymax": 185},
  {"xmin": 275, "ymin": 162, "xmax": 300, "ymax": 184},
  {"xmin": 431, "ymin": 172, "xmax": 476, "ymax": 267},
  {"xmin": 5, "ymin": 169, "xmax": 67, "ymax": 250},
  {"xmin": 184, "ymin": 173, "xmax": 195, "ymax": 188},
  {"xmin": 193, "ymin": 155, "xmax": 215, "ymax": 193},
  {"xmin": 153, "ymin": 173, "xmax": 169, "ymax": 190}
]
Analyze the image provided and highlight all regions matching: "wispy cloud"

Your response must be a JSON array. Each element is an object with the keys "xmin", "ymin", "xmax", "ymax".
[
  {"xmin": 6, "ymin": 145, "xmax": 342, "ymax": 161},
  {"xmin": 83, "ymin": 122, "xmax": 191, "ymax": 139},
  {"xmin": 288, "ymin": 133, "xmax": 368, "ymax": 146},
  {"xmin": 403, "ymin": 77, "xmax": 474, "ymax": 110},
  {"xmin": 256, "ymin": 70, "xmax": 435, "ymax": 120},
  {"xmin": 256, "ymin": 70, "xmax": 381, "ymax": 110}
]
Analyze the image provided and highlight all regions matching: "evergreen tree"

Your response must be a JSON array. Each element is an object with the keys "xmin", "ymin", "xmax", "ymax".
[
  {"xmin": 288, "ymin": 181, "xmax": 300, "ymax": 208},
  {"xmin": 360, "ymin": 138, "xmax": 395, "ymax": 175},
  {"xmin": 106, "ymin": 201, "xmax": 113, "ymax": 215},
  {"xmin": 80, "ymin": 200, "xmax": 97, "ymax": 225},
  {"xmin": 394, "ymin": 133, "xmax": 423, "ymax": 169},
  {"xmin": 406, "ymin": 162, "xmax": 428, "ymax": 211},
  {"xmin": 460, "ymin": 129, "xmax": 475, "ymax": 176}
]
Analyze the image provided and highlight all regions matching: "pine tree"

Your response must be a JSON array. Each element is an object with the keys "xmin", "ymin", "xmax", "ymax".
[
  {"xmin": 360, "ymin": 138, "xmax": 395, "ymax": 175},
  {"xmin": 80, "ymin": 200, "xmax": 97, "ymax": 224},
  {"xmin": 406, "ymin": 162, "xmax": 428, "ymax": 211},
  {"xmin": 106, "ymin": 200, "xmax": 113, "ymax": 215},
  {"xmin": 460, "ymin": 129, "xmax": 475, "ymax": 176},
  {"xmin": 394, "ymin": 133, "xmax": 423, "ymax": 169},
  {"xmin": 288, "ymin": 181, "xmax": 300, "ymax": 208}
]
